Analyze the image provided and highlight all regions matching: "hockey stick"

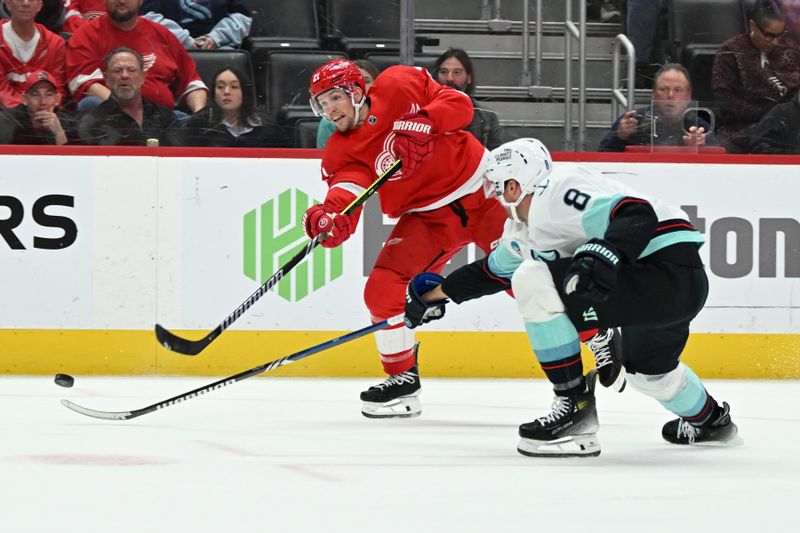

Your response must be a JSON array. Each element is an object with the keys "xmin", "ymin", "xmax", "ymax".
[
  {"xmin": 62, "ymin": 314, "xmax": 404, "ymax": 421},
  {"xmin": 154, "ymin": 158, "xmax": 402, "ymax": 356}
]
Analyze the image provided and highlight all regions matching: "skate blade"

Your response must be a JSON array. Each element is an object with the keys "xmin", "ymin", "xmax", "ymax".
[
  {"xmin": 692, "ymin": 425, "xmax": 743, "ymax": 447},
  {"xmin": 361, "ymin": 396, "xmax": 422, "ymax": 419},
  {"xmin": 517, "ymin": 434, "xmax": 601, "ymax": 458}
]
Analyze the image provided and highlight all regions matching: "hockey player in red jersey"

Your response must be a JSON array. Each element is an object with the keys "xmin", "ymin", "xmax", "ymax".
[{"xmin": 304, "ymin": 58, "xmax": 507, "ymax": 418}]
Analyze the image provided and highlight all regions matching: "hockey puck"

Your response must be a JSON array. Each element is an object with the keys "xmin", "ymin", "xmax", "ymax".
[{"xmin": 54, "ymin": 374, "xmax": 75, "ymax": 388}]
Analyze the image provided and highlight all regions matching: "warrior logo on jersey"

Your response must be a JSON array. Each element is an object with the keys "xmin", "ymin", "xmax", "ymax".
[
  {"xmin": 374, "ymin": 102, "xmax": 421, "ymax": 179},
  {"xmin": 142, "ymin": 52, "xmax": 157, "ymax": 72}
]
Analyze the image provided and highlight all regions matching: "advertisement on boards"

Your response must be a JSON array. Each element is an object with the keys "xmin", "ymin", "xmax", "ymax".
[
  {"xmin": 0, "ymin": 156, "xmax": 92, "ymax": 328},
  {"xmin": 172, "ymin": 157, "xmax": 799, "ymax": 334}
]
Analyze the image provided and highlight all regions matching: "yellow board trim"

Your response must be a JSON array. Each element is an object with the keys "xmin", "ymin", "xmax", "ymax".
[{"xmin": 1, "ymin": 330, "xmax": 799, "ymax": 379}]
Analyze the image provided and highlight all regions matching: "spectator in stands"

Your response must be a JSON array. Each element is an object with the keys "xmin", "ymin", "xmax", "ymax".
[
  {"xmin": 62, "ymin": 0, "xmax": 106, "ymax": 33},
  {"xmin": 66, "ymin": 0, "xmax": 208, "ymax": 115},
  {"xmin": 712, "ymin": 0, "xmax": 800, "ymax": 152},
  {"xmin": 749, "ymin": 90, "xmax": 800, "ymax": 153},
  {"xmin": 171, "ymin": 65, "xmax": 287, "ymax": 147},
  {"xmin": 626, "ymin": 0, "xmax": 666, "ymax": 89},
  {"xmin": 616, "ymin": 0, "xmax": 668, "ymax": 89},
  {"xmin": 77, "ymin": 47, "xmax": 177, "ymax": 145},
  {"xmin": 0, "ymin": 69, "xmax": 72, "ymax": 144},
  {"xmin": 316, "ymin": 59, "xmax": 377, "ymax": 149},
  {"xmin": 139, "ymin": 0, "xmax": 252, "ymax": 49},
  {"xmin": 432, "ymin": 47, "xmax": 507, "ymax": 150},
  {"xmin": 0, "ymin": 0, "xmax": 67, "ymax": 108},
  {"xmin": 0, "ymin": 0, "xmax": 65, "ymax": 34},
  {"xmin": 599, "ymin": 63, "xmax": 717, "ymax": 151}
]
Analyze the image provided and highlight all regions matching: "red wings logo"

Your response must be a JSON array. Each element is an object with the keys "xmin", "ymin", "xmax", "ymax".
[
  {"xmin": 374, "ymin": 102, "xmax": 420, "ymax": 179},
  {"xmin": 142, "ymin": 53, "xmax": 157, "ymax": 72}
]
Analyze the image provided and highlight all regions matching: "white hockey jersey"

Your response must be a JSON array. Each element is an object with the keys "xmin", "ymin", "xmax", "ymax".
[{"xmin": 487, "ymin": 163, "xmax": 704, "ymax": 278}]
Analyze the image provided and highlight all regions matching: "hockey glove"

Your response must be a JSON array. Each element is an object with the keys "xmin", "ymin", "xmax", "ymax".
[
  {"xmin": 563, "ymin": 238, "xmax": 621, "ymax": 302},
  {"xmin": 392, "ymin": 112, "xmax": 435, "ymax": 176},
  {"xmin": 404, "ymin": 272, "xmax": 449, "ymax": 329},
  {"xmin": 302, "ymin": 204, "xmax": 354, "ymax": 249}
]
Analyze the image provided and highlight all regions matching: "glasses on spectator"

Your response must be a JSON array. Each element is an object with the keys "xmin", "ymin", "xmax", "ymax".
[{"xmin": 754, "ymin": 21, "xmax": 788, "ymax": 41}]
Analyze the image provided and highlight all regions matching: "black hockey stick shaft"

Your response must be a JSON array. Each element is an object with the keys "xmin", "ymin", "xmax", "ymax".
[
  {"xmin": 155, "ymin": 158, "xmax": 402, "ymax": 356},
  {"xmin": 63, "ymin": 314, "xmax": 404, "ymax": 421}
]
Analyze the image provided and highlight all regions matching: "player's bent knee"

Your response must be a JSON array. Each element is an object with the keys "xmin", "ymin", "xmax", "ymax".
[
  {"xmin": 364, "ymin": 267, "xmax": 405, "ymax": 315},
  {"xmin": 626, "ymin": 364, "xmax": 687, "ymax": 401},
  {"xmin": 512, "ymin": 260, "xmax": 565, "ymax": 323}
]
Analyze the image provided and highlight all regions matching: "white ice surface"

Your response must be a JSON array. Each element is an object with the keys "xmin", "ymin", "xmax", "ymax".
[{"xmin": 1, "ymin": 376, "xmax": 798, "ymax": 533}]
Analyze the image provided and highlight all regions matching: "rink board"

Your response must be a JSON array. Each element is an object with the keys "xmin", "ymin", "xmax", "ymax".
[{"xmin": 1, "ymin": 147, "xmax": 798, "ymax": 378}]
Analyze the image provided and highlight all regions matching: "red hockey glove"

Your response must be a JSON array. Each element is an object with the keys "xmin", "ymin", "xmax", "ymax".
[
  {"xmin": 391, "ymin": 112, "xmax": 435, "ymax": 176},
  {"xmin": 302, "ymin": 205, "xmax": 354, "ymax": 248}
]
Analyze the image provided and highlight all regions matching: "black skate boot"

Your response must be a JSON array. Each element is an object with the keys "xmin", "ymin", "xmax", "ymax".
[
  {"xmin": 517, "ymin": 371, "xmax": 601, "ymax": 457},
  {"xmin": 662, "ymin": 401, "xmax": 739, "ymax": 445},
  {"xmin": 360, "ymin": 344, "xmax": 421, "ymax": 419},
  {"xmin": 585, "ymin": 328, "xmax": 626, "ymax": 392}
]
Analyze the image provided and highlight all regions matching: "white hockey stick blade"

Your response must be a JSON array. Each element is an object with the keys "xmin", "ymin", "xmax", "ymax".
[{"xmin": 61, "ymin": 399, "xmax": 133, "ymax": 421}]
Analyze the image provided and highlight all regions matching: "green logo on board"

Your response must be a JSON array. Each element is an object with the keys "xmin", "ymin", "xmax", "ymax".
[{"xmin": 243, "ymin": 189, "xmax": 343, "ymax": 301}]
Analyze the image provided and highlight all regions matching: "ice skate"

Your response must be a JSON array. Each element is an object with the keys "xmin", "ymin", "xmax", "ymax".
[
  {"xmin": 517, "ymin": 371, "xmax": 601, "ymax": 457},
  {"xmin": 585, "ymin": 328, "xmax": 626, "ymax": 392},
  {"xmin": 360, "ymin": 344, "xmax": 421, "ymax": 419},
  {"xmin": 662, "ymin": 401, "xmax": 740, "ymax": 445}
]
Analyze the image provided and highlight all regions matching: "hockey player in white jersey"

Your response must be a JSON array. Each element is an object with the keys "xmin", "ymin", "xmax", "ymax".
[{"xmin": 404, "ymin": 138, "xmax": 738, "ymax": 457}]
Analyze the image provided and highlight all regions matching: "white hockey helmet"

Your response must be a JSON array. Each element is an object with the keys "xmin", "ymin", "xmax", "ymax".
[{"xmin": 485, "ymin": 138, "xmax": 553, "ymax": 208}]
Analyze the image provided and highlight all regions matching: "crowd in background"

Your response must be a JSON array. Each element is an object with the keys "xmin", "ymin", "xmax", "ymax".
[{"xmin": 1, "ymin": 0, "xmax": 800, "ymax": 154}]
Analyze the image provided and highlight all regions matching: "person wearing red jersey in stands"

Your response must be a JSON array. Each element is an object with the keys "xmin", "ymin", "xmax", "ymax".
[
  {"xmin": 303, "ymin": 59, "xmax": 507, "ymax": 419},
  {"xmin": 62, "ymin": 0, "xmax": 106, "ymax": 33},
  {"xmin": 0, "ymin": 0, "xmax": 66, "ymax": 108},
  {"xmin": 65, "ymin": 0, "xmax": 207, "ymax": 115}
]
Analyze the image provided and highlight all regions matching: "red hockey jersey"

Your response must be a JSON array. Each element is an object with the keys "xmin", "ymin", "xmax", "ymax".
[
  {"xmin": 320, "ymin": 65, "xmax": 485, "ymax": 219},
  {"xmin": 66, "ymin": 15, "xmax": 206, "ymax": 108},
  {"xmin": 62, "ymin": 0, "xmax": 106, "ymax": 34},
  {"xmin": 0, "ymin": 21, "xmax": 66, "ymax": 108}
]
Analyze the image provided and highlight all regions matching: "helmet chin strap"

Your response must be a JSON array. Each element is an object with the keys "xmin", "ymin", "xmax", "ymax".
[
  {"xmin": 351, "ymin": 92, "xmax": 366, "ymax": 125},
  {"xmin": 499, "ymin": 184, "xmax": 526, "ymax": 223}
]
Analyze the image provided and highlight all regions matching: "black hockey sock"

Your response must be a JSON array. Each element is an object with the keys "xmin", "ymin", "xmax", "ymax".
[
  {"xmin": 540, "ymin": 352, "xmax": 585, "ymax": 395},
  {"xmin": 684, "ymin": 394, "xmax": 719, "ymax": 427}
]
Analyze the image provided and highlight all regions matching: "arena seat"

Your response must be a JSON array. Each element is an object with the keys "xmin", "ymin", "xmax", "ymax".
[
  {"xmin": 292, "ymin": 118, "xmax": 322, "ymax": 148},
  {"xmin": 246, "ymin": 0, "xmax": 320, "ymax": 49},
  {"xmin": 668, "ymin": 0, "xmax": 746, "ymax": 101},
  {"xmin": 264, "ymin": 51, "xmax": 348, "ymax": 122},
  {"xmin": 362, "ymin": 53, "xmax": 439, "ymax": 75},
  {"xmin": 413, "ymin": 0, "xmax": 484, "ymax": 19},
  {"xmin": 324, "ymin": 0, "xmax": 400, "ymax": 57}
]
